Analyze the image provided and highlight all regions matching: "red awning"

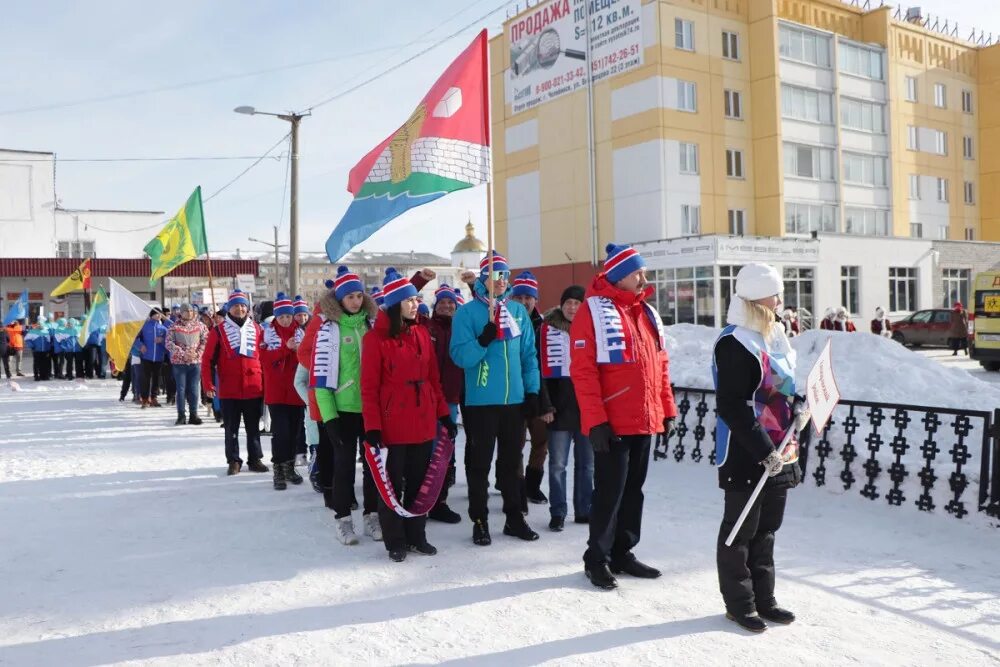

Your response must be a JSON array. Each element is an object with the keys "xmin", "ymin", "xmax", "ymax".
[{"xmin": 0, "ymin": 257, "xmax": 259, "ymax": 278}]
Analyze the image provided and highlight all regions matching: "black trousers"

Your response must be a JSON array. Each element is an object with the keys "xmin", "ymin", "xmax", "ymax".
[
  {"xmin": 162, "ymin": 360, "xmax": 175, "ymax": 400},
  {"xmin": 220, "ymin": 398, "xmax": 264, "ymax": 464},
  {"xmin": 378, "ymin": 441, "xmax": 432, "ymax": 551},
  {"xmin": 1, "ymin": 351, "xmax": 9, "ymax": 378},
  {"xmin": 140, "ymin": 359, "xmax": 162, "ymax": 400},
  {"xmin": 33, "ymin": 351, "xmax": 51, "ymax": 380},
  {"xmin": 269, "ymin": 404, "xmax": 304, "ymax": 464},
  {"xmin": 716, "ymin": 485, "xmax": 788, "ymax": 616},
  {"xmin": 73, "ymin": 350, "xmax": 85, "ymax": 378},
  {"xmin": 584, "ymin": 434, "xmax": 651, "ymax": 568},
  {"xmin": 53, "ymin": 352, "xmax": 65, "ymax": 378},
  {"xmin": 464, "ymin": 404, "xmax": 524, "ymax": 522},
  {"xmin": 332, "ymin": 412, "xmax": 377, "ymax": 518},
  {"xmin": 318, "ymin": 420, "xmax": 337, "ymax": 489},
  {"xmin": 119, "ymin": 362, "xmax": 132, "ymax": 399}
]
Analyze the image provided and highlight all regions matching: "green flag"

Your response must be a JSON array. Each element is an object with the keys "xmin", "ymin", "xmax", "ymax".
[
  {"xmin": 143, "ymin": 186, "xmax": 208, "ymax": 286},
  {"xmin": 78, "ymin": 285, "xmax": 110, "ymax": 347}
]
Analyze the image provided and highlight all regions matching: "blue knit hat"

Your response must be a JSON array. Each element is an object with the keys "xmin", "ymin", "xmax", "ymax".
[
  {"xmin": 227, "ymin": 289, "xmax": 250, "ymax": 307},
  {"xmin": 381, "ymin": 267, "xmax": 418, "ymax": 308},
  {"xmin": 434, "ymin": 284, "xmax": 458, "ymax": 306},
  {"xmin": 370, "ymin": 285, "xmax": 385, "ymax": 308},
  {"xmin": 511, "ymin": 271, "xmax": 539, "ymax": 299},
  {"xmin": 332, "ymin": 265, "xmax": 364, "ymax": 301},
  {"xmin": 417, "ymin": 303, "xmax": 430, "ymax": 317},
  {"xmin": 273, "ymin": 292, "xmax": 294, "ymax": 317},
  {"xmin": 479, "ymin": 250, "xmax": 510, "ymax": 277},
  {"xmin": 292, "ymin": 295, "xmax": 310, "ymax": 315},
  {"xmin": 603, "ymin": 243, "xmax": 646, "ymax": 285}
]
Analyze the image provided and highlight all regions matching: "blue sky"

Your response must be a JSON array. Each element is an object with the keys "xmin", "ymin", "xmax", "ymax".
[
  {"xmin": 0, "ymin": 0, "xmax": 513, "ymax": 259},
  {"xmin": 1, "ymin": 0, "xmax": 996, "ymax": 261}
]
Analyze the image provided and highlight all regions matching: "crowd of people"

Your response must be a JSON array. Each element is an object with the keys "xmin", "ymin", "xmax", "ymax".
[
  {"xmin": 3, "ymin": 315, "xmax": 106, "ymax": 381},
  {"xmin": 5, "ymin": 245, "xmax": 818, "ymax": 633}
]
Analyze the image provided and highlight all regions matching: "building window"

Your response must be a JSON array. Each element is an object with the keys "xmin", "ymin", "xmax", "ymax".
[
  {"xmin": 781, "ymin": 84, "xmax": 833, "ymax": 124},
  {"xmin": 963, "ymin": 136, "xmax": 974, "ymax": 160},
  {"xmin": 725, "ymin": 149, "xmax": 745, "ymax": 178},
  {"xmin": 909, "ymin": 174, "xmax": 921, "ymax": 200},
  {"xmin": 962, "ymin": 89, "xmax": 973, "ymax": 113},
  {"xmin": 719, "ymin": 265, "xmax": 743, "ymax": 318},
  {"xmin": 839, "ymin": 42, "xmax": 884, "ymax": 80},
  {"xmin": 889, "ymin": 268, "xmax": 918, "ymax": 312},
  {"xmin": 841, "ymin": 266, "xmax": 860, "ymax": 315},
  {"xmin": 722, "ymin": 30, "xmax": 740, "ymax": 60},
  {"xmin": 785, "ymin": 202, "xmax": 837, "ymax": 234},
  {"xmin": 650, "ymin": 266, "xmax": 715, "ymax": 326},
  {"xmin": 965, "ymin": 227, "xmax": 975, "ymax": 241},
  {"xmin": 964, "ymin": 181, "xmax": 975, "ymax": 204},
  {"xmin": 942, "ymin": 268, "xmax": 971, "ymax": 307},
  {"xmin": 724, "ymin": 89, "xmax": 743, "ymax": 119},
  {"xmin": 907, "ymin": 125, "xmax": 919, "ymax": 150},
  {"xmin": 934, "ymin": 130, "xmax": 948, "ymax": 155},
  {"xmin": 778, "ymin": 24, "xmax": 831, "ymax": 68},
  {"xmin": 910, "ymin": 222, "xmax": 923, "ymax": 238},
  {"xmin": 937, "ymin": 178, "xmax": 949, "ymax": 202},
  {"xmin": 937, "ymin": 226, "xmax": 949, "ymax": 240},
  {"xmin": 681, "ymin": 204, "xmax": 701, "ymax": 235},
  {"xmin": 783, "ymin": 267, "xmax": 816, "ymax": 321},
  {"xmin": 56, "ymin": 240, "xmax": 96, "ymax": 258},
  {"xmin": 843, "ymin": 152, "xmax": 888, "ymax": 187},
  {"xmin": 905, "ymin": 76, "xmax": 918, "ymax": 102},
  {"xmin": 840, "ymin": 97, "xmax": 885, "ymax": 133},
  {"xmin": 728, "ymin": 209, "xmax": 746, "ymax": 235},
  {"xmin": 844, "ymin": 208, "xmax": 890, "ymax": 236},
  {"xmin": 934, "ymin": 83, "xmax": 947, "ymax": 108},
  {"xmin": 783, "ymin": 143, "xmax": 835, "ymax": 181},
  {"xmin": 675, "ymin": 18, "xmax": 694, "ymax": 51},
  {"xmin": 676, "ymin": 80, "xmax": 697, "ymax": 112},
  {"xmin": 678, "ymin": 142, "xmax": 699, "ymax": 174}
]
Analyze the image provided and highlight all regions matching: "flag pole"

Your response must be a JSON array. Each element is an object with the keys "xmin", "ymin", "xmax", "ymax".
[
  {"xmin": 203, "ymin": 250, "xmax": 218, "ymax": 314},
  {"xmin": 483, "ymin": 30, "xmax": 495, "ymax": 311}
]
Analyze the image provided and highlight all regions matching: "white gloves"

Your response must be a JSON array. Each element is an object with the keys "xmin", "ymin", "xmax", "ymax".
[
  {"xmin": 762, "ymin": 450, "xmax": 785, "ymax": 477},
  {"xmin": 793, "ymin": 408, "xmax": 812, "ymax": 433}
]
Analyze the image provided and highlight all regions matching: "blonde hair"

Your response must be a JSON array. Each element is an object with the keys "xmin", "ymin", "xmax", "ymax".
[{"xmin": 742, "ymin": 299, "xmax": 779, "ymax": 341}]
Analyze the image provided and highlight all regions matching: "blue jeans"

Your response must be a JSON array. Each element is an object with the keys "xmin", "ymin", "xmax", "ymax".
[
  {"xmin": 547, "ymin": 430, "xmax": 594, "ymax": 520},
  {"xmin": 171, "ymin": 363, "xmax": 200, "ymax": 417}
]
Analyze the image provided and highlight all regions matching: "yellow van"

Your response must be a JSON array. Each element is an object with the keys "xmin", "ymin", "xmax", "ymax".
[{"xmin": 971, "ymin": 271, "xmax": 1000, "ymax": 371}]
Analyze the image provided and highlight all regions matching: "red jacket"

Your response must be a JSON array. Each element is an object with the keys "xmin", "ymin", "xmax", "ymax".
[
  {"xmin": 569, "ymin": 275, "xmax": 677, "ymax": 436},
  {"xmin": 201, "ymin": 319, "xmax": 264, "ymax": 400},
  {"xmin": 260, "ymin": 320, "xmax": 305, "ymax": 406},
  {"xmin": 361, "ymin": 310, "xmax": 449, "ymax": 446},
  {"xmin": 426, "ymin": 314, "xmax": 463, "ymax": 405}
]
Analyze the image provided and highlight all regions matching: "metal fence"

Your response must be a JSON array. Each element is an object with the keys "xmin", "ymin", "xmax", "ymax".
[{"xmin": 655, "ymin": 386, "xmax": 1000, "ymax": 522}]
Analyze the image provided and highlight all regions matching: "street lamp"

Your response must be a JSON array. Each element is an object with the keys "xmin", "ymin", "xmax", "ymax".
[{"xmin": 234, "ymin": 105, "xmax": 310, "ymax": 298}]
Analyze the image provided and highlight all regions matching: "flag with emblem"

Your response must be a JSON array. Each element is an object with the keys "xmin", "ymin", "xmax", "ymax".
[
  {"xmin": 325, "ymin": 30, "xmax": 490, "ymax": 262},
  {"xmin": 143, "ymin": 186, "xmax": 208, "ymax": 286},
  {"xmin": 51, "ymin": 258, "xmax": 92, "ymax": 297}
]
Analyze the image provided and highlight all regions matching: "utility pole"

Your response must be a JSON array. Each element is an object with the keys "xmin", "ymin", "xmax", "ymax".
[{"xmin": 249, "ymin": 226, "xmax": 287, "ymax": 293}]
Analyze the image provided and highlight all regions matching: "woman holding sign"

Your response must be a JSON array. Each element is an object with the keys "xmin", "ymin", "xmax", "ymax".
[
  {"xmin": 361, "ymin": 269, "xmax": 458, "ymax": 563},
  {"xmin": 712, "ymin": 263, "xmax": 809, "ymax": 633}
]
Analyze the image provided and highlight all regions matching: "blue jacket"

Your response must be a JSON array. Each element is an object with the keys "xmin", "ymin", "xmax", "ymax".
[
  {"xmin": 25, "ymin": 323, "xmax": 52, "ymax": 353},
  {"xmin": 86, "ymin": 326, "xmax": 106, "ymax": 347},
  {"xmin": 449, "ymin": 280, "xmax": 540, "ymax": 407},
  {"xmin": 138, "ymin": 318, "xmax": 167, "ymax": 362}
]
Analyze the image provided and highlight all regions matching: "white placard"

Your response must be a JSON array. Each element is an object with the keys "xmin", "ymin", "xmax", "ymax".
[
  {"xmin": 235, "ymin": 274, "xmax": 256, "ymax": 295},
  {"xmin": 806, "ymin": 339, "xmax": 841, "ymax": 435}
]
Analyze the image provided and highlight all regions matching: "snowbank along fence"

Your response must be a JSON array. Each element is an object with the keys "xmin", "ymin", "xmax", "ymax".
[{"xmin": 656, "ymin": 386, "xmax": 1000, "ymax": 523}]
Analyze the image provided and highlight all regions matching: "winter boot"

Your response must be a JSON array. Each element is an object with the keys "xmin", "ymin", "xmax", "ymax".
[
  {"xmin": 188, "ymin": 415, "xmax": 203, "ymax": 425},
  {"xmin": 213, "ymin": 410, "xmax": 222, "ymax": 423},
  {"xmin": 408, "ymin": 541, "xmax": 437, "ymax": 556},
  {"xmin": 472, "ymin": 519, "xmax": 492, "ymax": 546},
  {"xmin": 389, "ymin": 548, "xmax": 407, "ymax": 562},
  {"xmin": 758, "ymin": 606, "xmax": 796, "ymax": 625},
  {"xmin": 247, "ymin": 459, "xmax": 269, "ymax": 473},
  {"xmin": 362, "ymin": 512, "xmax": 383, "ymax": 542},
  {"xmin": 323, "ymin": 487, "xmax": 336, "ymax": 510},
  {"xmin": 585, "ymin": 563, "xmax": 618, "ymax": 590},
  {"xmin": 141, "ymin": 398, "xmax": 149, "ymax": 409},
  {"xmin": 428, "ymin": 503, "xmax": 462, "ymax": 524},
  {"xmin": 336, "ymin": 516, "xmax": 360, "ymax": 545},
  {"xmin": 175, "ymin": 414, "xmax": 187, "ymax": 425},
  {"xmin": 273, "ymin": 463, "xmax": 287, "ymax": 490},
  {"xmin": 610, "ymin": 556, "xmax": 661, "ymax": 579},
  {"xmin": 227, "ymin": 461, "xmax": 241, "ymax": 476},
  {"xmin": 726, "ymin": 612, "xmax": 767, "ymax": 633},
  {"xmin": 503, "ymin": 517, "xmax": 539, "ymax": 541},
  {"xmin": 284, "ymin": 462, "xmax": 303, "ymax": 485},
  {"xmin": 149, "ymin": 398, "xmax": 162, "ymax": 408},
  {"xmin": 525, "ymin": 466, "xmax": 548, "ymax": 504},
  {"xmin": 549, "ymin": 516, "xmax": 565, "ymax": 532}
]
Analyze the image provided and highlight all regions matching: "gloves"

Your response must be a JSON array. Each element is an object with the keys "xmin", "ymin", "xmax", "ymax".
[
  {"xmin": 364, "ymin": 430, "xmax": 382, "ymax": 450},
  {"xmin": 663, "ymin": 417, "xmax": 677, "ymax": 438},
  {"xmin": 523, "ymin": 393, "xmax": 539, "ymax": 420},
  {"xmin": 793, "ymin": 407, "xmax": 812, "ymax": 433},
  {"xmin": 439, "ymin": 416, "xmax": 458, "ymax": 441},
  {"xmin": 589, "ymin": 422, "xmax": 619, "ymax": 454},
  {"xmin": 477, "ymin": 322, "xmax": 498, "ymax": 347},
  {"xmin": 762, "ymin": 450, "xmax": 784, "ymax": 477}
]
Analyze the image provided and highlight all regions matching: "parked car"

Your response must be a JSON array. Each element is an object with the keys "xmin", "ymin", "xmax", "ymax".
[{"xmin": 891, "ymin": 309, "xmax": 972, "ymax": 348}]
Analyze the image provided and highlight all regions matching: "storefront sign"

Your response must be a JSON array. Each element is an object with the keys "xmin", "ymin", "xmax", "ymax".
[
  {"xmin": 506, "ymin": 0, "xmax": 643, "ymax": 114},
  {"xmin": 717, "ymin": 238, "xmax": 819, "ymax": 263}
]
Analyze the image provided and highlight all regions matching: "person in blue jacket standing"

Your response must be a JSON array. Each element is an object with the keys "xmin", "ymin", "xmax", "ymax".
[
  {"xmin": 25, "ymin": 316, "xmax": 53, "ymax": 381},
  {"xmin": 137, "ymin": 309, "xmax": 167, "ymax": 407},
  {"xmin": 450, "ymin": 250, "xmax": 542, "ymax": 546}
]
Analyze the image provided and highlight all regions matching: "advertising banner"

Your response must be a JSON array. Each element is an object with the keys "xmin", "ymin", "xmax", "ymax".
[{"xmin": 506, "ymin": 0, "xmax": 643, "ymax": 114}]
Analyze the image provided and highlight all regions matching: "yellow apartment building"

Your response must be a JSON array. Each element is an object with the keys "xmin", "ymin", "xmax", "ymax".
[{"xmin": 489, "ymin": 0, "xmax": 1000, "ymax": 328}]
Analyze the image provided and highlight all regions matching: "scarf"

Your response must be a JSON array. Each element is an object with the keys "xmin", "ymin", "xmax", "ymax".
[
  {"xmin": 222, "ymin": 315, "xmax": 257, "ymax": 358},
  {"xmin": 586, "ymin": 295, "xmax": 664, "ymax": 365},
  {"xmin": 474, "ymin": 292, "xmax": 521, "ymax": 341},
  {"xmin": 364, "ymin": 424, "xmax": 455, "ymax": 517},
  {"xmin": 309, "ymin": 314, "xmax": 340, "ymax": 389},
  {"xmin": 540, "ymin": 323, "xmax": 571, "ymax": 378},
  {"xmin": 263, "ymin": 323, "xmax": 304, "ymax": 350}
]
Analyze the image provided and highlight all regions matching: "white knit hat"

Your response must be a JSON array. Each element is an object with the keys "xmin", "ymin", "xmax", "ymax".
[{"xmin": 735, "ymin": 263, "xmax": 783, "ymax": 301}]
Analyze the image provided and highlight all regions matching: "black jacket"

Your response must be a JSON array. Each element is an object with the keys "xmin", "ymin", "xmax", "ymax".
[
  {"xmin": 714, "ymin": 334, "xmax": 801, "ymax": 491},
  {"xmin": 541, "ymin": 307, "xmax": 581, "ymax": 432}
]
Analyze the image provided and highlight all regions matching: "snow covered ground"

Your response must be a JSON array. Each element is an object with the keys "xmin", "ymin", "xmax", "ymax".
[{"xmin": 0, "ymin": 380, "xmax": 998, "ymax": 666}]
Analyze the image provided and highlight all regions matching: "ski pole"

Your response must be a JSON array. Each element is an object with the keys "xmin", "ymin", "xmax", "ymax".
[{"xmin": 724, "ymin": 423, "xmax": 798, "ymax": 548}]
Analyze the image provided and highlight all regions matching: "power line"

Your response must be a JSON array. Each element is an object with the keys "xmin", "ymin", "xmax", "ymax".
[
  {"xmin": 306, "ymin": 1, "xmax": 512, "ymax": 112},
  {"xmin": 204, "ymin": 132, "xmax": 291, "ymax": 203},
  {"xmin": 0, "ymin": 155, "xmax": 285, "ymax": 164}
]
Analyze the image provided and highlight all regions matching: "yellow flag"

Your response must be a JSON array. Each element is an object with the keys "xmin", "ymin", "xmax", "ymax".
[
  {"xmin": 51, "ymin": 258, "xmax": 92, "ymax": 297},
  {"xmin": 106, "ymin": 278, "xmax": 153, "ymax": 372}
]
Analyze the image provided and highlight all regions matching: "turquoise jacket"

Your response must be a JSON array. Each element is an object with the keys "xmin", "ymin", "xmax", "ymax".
[{"xmin": 449, "ymin": 280, "xmax": 540, "ymax": 407}]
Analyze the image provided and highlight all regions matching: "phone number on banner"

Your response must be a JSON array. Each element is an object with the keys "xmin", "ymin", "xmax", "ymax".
[
  {"xmin": 534, "ymin": 67, "xmax": 587, "ymax": 94},
  {"xmin": 591, "ymin": 44, "xmax": 641, "ymax": 72}
]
